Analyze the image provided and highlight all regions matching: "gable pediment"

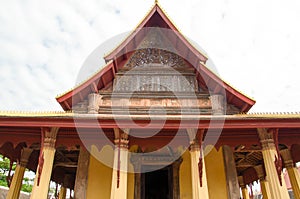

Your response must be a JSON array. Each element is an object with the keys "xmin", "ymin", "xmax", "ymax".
[
  {"xmin": 125, "ymin": 28, "xmax": 189, "ymax": 69},
  {"xmin": 56, "ymin": 3, "xmax": 255, "ymax": 113}
]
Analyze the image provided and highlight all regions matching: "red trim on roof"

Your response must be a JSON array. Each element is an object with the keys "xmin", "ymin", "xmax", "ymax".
[
  {"xmin": 56, "ymin": 61, "xmax": 115, "ymax": 111},
  {"xmin": 56, "ymin": 4, "xmax": 255, "ymax": 112},
  {"xmin": 198, "ymin": 63, "xmax": 255, "ymax": 112},
  {"xmin": 104, "ymin": 4, "xmax": 207, "ymax": 63}
]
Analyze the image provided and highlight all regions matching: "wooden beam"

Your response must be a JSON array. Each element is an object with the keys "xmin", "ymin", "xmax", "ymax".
[
  {"xmin": 241, "ymin": 104, "xmax": 249, "ymax": 113},
  {"xmin": 175, "ymin": 36, "xmax": 179, "ymax": 49},
  {"xmin": 213, "ymin": 86, "xmax": 221, "ymax": 94},
  {"xmin": 91, "ymin": 82, "xmax": 98, "ymax": 93},
  {"xmin": 113, "ymin": 59, "xmax": 117, "ymax": 74},
  {"xmin": 133, "ymin": 36, "xmax": 137, "ymax": 49},
  {"xmin": 78, "ymin": 92, "xmax": 84, "ymax": 101},
  {"xmin": 235, "ymin": 149, "xmax": 262, "ymax": 152},
  {"xmin": 54, "ymin": 162, "xmax": 77, "ymax": 168},
  {"xmin": 228, "ymin": 94, "xmax": 234, "ymax": 103},
  {"xmin": 2, "ymin": 116, "xmax": 300, "ymax": 129},
  {"xmin": 185, "ymin": 49, "xmax": 190, "ymax": 60},
  {"xmin": 111, "ymin": 65, "xmax": 116, "ymax": 76},
  {"xmin": 124, "ymin": 46, "xmax": 128, "ymax": 59},
  {"xmin": 236, "ymin": 164, "xmax": 255, "ymax": 168},
  {"xmin": 63, "ymin": 101, "xmax": 71, "ymax": 110},
  {"xmin": 101, "ymin": 76, "xmax": 106, "ymax": 86}
]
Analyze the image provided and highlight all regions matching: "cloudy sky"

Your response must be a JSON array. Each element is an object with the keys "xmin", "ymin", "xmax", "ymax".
[{"xmin": 0, "ymin": 0, "xmax": 299, "ymax": 112}]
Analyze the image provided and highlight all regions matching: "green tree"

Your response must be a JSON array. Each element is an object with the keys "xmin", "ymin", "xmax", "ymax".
[
  {"xmin": 0, "ymin": 155, "xmax": 33, "ymax": 193},
  {"xmin": 21, "ymin": 177, "xmax": 33, "ymax": 192},
  {"xmin": 0, "ymin": 155, "xmax": 15, "ymax": 187}
]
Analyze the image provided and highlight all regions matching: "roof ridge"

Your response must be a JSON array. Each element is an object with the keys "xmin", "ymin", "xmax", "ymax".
[
  {"xmin": 155, "ymin": 3, "xmax": 208, "ymax": 59},
  {"xmin": 103, "ymin": 3, "xmax": 156, "ymax": 58},
  {"xmin": 104, "ymin": 2, "xmax": 208, "ymax": 60}
]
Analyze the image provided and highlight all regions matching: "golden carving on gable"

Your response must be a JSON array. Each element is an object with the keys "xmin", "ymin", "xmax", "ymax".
[
  {"xmin": 125, "ymin": 28, "xmax": 187, "ymax": 68},
  {"xmin": 126, "ymin": 48, "xmax": 187, "ymax": 68}
]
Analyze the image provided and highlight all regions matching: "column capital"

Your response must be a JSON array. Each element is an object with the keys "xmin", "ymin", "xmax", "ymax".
[
  {"xmin": 254, "ymin": 165, "xmax": 266, "ymax": 181},
  {"xmin": 190, "ymin": 139, "xmax": 200, "ymax": 152},
  {"xmin": 187, "ymin": 128, "xmax": 204, "ymax": 152},
  {"xmin": 114, "ymin": 128, "xmax": 129, "ymax": 149},
  {"xmin": 257, "ymin": 128, "xmax": 276, "ymax": 149},
  {"xmin": 280, "ymin": 149, "xmax": 294, "ymax": 169},
  {"xmin": 43, "ymin": 127, "xmax": 59, "ymax": 148},
  {"xmin": 20, "ymin": 148, "xmax": 33, "ymax": 167}
]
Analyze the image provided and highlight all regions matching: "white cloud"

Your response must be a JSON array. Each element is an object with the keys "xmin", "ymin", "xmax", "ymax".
[{"xmin": 0, "ymin": 0, "xmax": 299, "ymax": 112}]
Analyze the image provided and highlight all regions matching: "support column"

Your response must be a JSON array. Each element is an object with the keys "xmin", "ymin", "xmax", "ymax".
[
  {"xmin": 59, "ymin": 174, "xmax": 72, "ymax": 199},
  {"xmin": 74, "ymin": 147, "xmax": 90, "ymax": 199},
  {"xmin": 281, "ymin": 149, "xmax": 300, "ymax": 199},
  {"xmin": 222, "ymin": 146, "xmax": 241, "ymax": 198},
  {"xmin": 257, "ymin": 128, "xmax": 290, "ymax": 199},
  {"xmin": 238, "ymin": 176, "xmax": 249, "ymax": 199},
  {"xmin": 210, "ymin": 94, "xmax": 225, "ymax": 115},
  {"xmin": 6, "ymin": 148, "xmax": 33, "ymax": 199},
  {"xmin": 132, "ymin": 160, "xmax": 141, "ymax": 199},
  {"xmin": 88, "ymin": 93, "xmax": 101, "ymax": 114},
  {"xmin": 30, "ymin": 127, "xmax": 59, "ymax": 199},
  {"xmin": 254, "ymin": 165, "xmax": 271, "ymax": 199},
  {"xmin": 187, "ymin": 129, "xmax": 209, "ymax": 199},
  {"xmin": 172, "ymin": 158, "xmax": 183, "ymax": 199},
  {"xmin": 110, "ymin": 128, "xmax": 129, "ymax": 199},
  {"xmin": 58, "ymin": 186, "xmax": 66, "ymax": 199}
]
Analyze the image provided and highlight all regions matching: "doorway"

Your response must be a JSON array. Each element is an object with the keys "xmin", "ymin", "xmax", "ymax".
[
  {"xmin": 142, "ymin": 165, "xmax": 173, "ymax": 199},
  {"xmin": 132, "ymin": 157, "xmax": 182, "ymax": 199}
]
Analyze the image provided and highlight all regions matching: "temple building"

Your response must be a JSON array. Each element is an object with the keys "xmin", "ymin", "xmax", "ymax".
[{"xmin": 1, "ymin": 2, "xmax": 300, "ymax": 199}]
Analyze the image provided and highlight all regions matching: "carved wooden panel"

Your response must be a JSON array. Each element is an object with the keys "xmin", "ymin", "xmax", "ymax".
[
  {"xmin": 113, "ymin": 73, "xmax": 198, "ymax": 92},
  {"xmin": 126, "ymin": 48, "xmax": 187, "ymax": 68},
  {"xmin": 125, "ymin": 28, "xmax": 188, "ymax": 68}
]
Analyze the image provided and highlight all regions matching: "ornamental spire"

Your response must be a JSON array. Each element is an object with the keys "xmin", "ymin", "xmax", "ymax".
[{"xmin": 155, "ymin": 0, "xmax": 158, "ymax": 4}]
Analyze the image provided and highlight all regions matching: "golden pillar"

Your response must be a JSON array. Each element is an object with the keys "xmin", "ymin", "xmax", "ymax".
[
  {"xmin": 58, "ymin": 186, "xmax": 67, "ymax": 199},
  {"xmin": 58, "ymin": 174, "xmax": 72, "ymax": 199},
  {"xmin": 6, "ymin": 148, "xmax": 33, "ymax": 199},
  {"xmin": 281, "ymin": 149, "xmax": 300, "ymax": 199},
  {"xmin": 254, "ymin": 165, "xmax": 271, "ymax": 199},
  {"xmin": 257, "ymin": 128, "xmax": 290, "ymax": 199},
  {"xmin": 110, "ymin": 128, "xmax": 129, "ymax": 199},
  {"xmin": 187, "ymin": 129, "xmax": 209, "ymax": 199},
  {"xmin": 238, "ymin": 176, "xmax": 249, "ymax": 199},
  {"xmin": 30, "ymin": 127, "xmax": 59, "ymax": 199}
]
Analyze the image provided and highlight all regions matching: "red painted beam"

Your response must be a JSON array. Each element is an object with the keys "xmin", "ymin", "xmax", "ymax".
[{"xmin": 0, "ymin": 116, "xmax": 300, "ymax": 129}]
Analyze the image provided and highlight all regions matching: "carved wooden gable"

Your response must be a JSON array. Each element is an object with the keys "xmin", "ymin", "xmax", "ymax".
[{"xmin": 125, "ymin": 28, "xmax": 188, "ymax": 69}]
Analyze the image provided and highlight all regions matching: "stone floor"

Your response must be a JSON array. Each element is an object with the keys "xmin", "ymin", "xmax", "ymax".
[{"xmin": 0, "ymin": 186, "xmax": 30, "ymax": 199}]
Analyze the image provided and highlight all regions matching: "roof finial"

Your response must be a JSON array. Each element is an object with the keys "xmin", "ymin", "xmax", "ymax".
[{"xmin": 155, "ymin": 0, "xmax": 158, "ymax": 4}]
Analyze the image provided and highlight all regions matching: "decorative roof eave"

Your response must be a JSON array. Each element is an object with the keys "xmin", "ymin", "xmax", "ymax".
[
  {"xmin": 1, "ymin": 112, "xmax": 299, "ymax": 149},
  {"xmin": 56, "ymin": 60, "xmax": 115, "ymax": 111},
  {"xmin": 103, "ymin": 3, "xmax": 208, "ymax": 63},
  {"xmin": 0, "ymin": 113, "xmax": 300, "ymax": 129},
  {"xmin": 1, "ymin": 110, "xmax": 299, "ymax": 118}
]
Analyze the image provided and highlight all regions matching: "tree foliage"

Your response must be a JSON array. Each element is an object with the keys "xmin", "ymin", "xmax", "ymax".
[{"xmin": 0, "ymin": 155, "xmax": 33, "ymax": 193}]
